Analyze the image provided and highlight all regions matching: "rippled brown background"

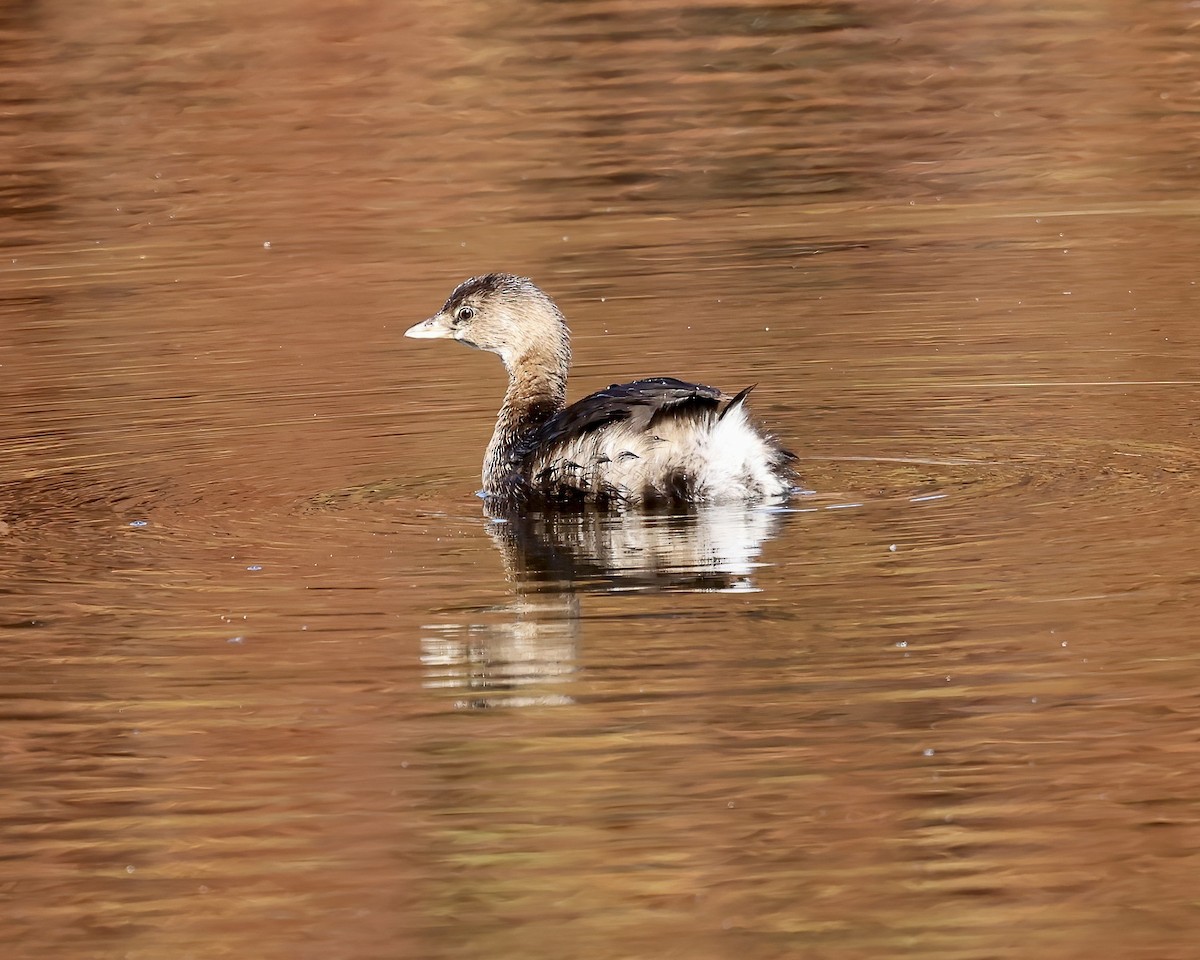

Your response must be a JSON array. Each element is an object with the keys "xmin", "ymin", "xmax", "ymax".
[{"xmin": 3, "ymin": 1, "xmax": 1200, "ymax": 958}]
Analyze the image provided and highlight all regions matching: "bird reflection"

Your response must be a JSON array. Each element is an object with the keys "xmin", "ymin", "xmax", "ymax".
[{"xmin": 419, "ymin": 504, "xmax": 783, "ymax": 709}]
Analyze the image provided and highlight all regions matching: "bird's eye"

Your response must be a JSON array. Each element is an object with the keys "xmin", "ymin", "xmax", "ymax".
[{"xmin": 454, "ymin": 306, "xmax": 475, "ymax": 323}]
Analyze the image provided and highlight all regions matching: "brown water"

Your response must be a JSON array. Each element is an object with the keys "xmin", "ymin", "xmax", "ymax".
[{"xmin": 3, "ymin": 1, "xmax": 1200, "ymax": 957}]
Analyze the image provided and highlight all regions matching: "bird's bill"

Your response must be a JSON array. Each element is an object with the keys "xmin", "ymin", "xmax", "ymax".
[{"xmin": 404, "ymin": 315, "xmax": 455, "ymax": 339}]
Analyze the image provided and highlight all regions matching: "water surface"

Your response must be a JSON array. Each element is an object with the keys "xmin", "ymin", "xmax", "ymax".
[{"xmin": 3, "ymin": 1, "xmax": 1200, "ymax": 958}]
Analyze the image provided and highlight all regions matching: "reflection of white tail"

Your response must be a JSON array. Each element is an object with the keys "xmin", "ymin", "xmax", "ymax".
[
  {"xmin": 509, "ymin": 502, "xmax": 780, "ymax": 589},
  {"xmin": 491, "ymin": 502, "xmax": 782, "ymax": 592},
  {"xmin": 417, "ymin": 504, "xmax": 784, "ymax": 710}
]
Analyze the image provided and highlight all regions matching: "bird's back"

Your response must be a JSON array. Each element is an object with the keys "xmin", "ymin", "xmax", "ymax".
[{"xmin": 498, "ymin": 377, "xmax": 794, "ymax": 506}]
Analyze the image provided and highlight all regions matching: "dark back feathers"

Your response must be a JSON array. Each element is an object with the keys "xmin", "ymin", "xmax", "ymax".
[{"xmin": 520, "ymin": 377, "xmax": 723, "ymax": 455}]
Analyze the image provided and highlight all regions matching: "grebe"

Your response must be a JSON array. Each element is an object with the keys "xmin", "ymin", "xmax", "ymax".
[{"xmin": 405, "ymin": 273, "xmax": 795, "ymax": 507}]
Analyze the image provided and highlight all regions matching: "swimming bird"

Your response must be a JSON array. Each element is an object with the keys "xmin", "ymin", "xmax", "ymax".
[{"xmin": 405, "ymin": 273, "xmax": 795, "ymax": 507}]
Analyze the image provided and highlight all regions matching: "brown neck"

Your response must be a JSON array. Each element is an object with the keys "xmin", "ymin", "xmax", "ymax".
[{"xmin": 483, "ymin": 345, "xmax": 569, "ymax": 491}]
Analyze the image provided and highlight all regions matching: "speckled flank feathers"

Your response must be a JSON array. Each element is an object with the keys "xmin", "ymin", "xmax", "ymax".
[{"xmin": 405, "ymin": 274, "xmax": 796, "ymax": 507}]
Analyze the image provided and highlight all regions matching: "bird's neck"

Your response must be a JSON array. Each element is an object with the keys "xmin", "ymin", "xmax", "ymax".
[{"xmin": 483, "ymin": 344, "xmax": 569, "ymax": 491}]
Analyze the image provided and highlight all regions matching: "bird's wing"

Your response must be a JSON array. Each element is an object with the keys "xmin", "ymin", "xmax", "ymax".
[{"xmin": 530, "ymin": 377, "xmax": 726, "ymax": 446}]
